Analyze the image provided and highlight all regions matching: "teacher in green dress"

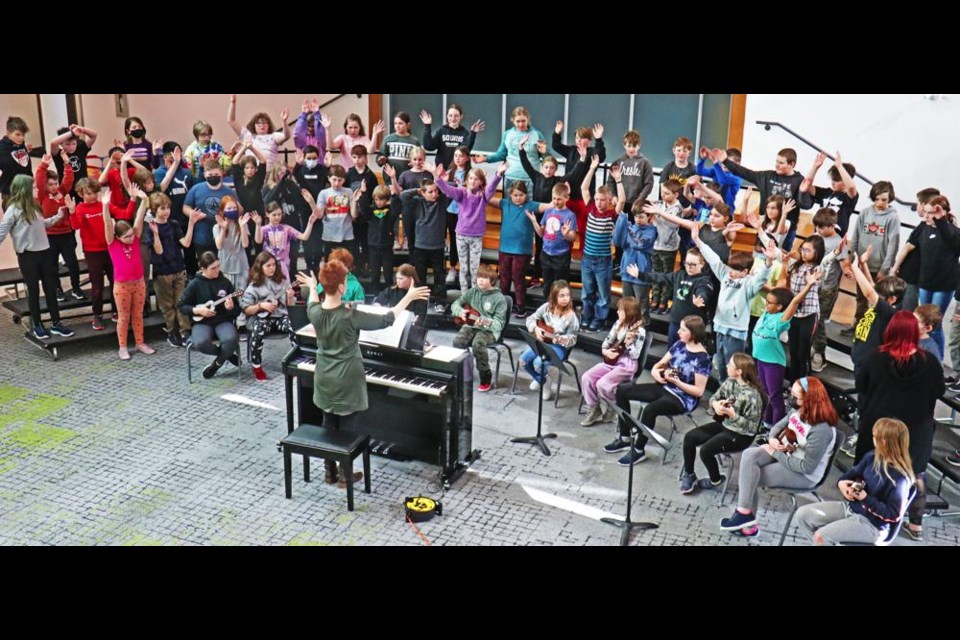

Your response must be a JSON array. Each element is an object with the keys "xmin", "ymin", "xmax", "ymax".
[{"xmin": 296, "ymin": 259, "xmax": 430, "ymax": 486}]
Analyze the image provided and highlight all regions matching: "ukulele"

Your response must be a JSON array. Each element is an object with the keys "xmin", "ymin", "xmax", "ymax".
[
  {"xmin": 603, "ymin": 321, "xmax": 643, "ymax": 365},
  {"xmin": 257, "ymin": 285, "xmax": 292, "ymax": 318},
  {"xmin": 711, "ymin": 398, "xmax": 735, "ymax": 422},
  {"xmin": 193, "ymin": 290, "xmax": 244, "ymax": 322},
  {"xmin": 454, "ymin": 303, "xmax": 493, "ymax": 328},
  {"xmin": 779, "ymin": 427, "xmax": 799, "ymax": 453}
]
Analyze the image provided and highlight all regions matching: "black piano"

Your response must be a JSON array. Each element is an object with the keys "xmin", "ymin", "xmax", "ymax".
[{"xmin": 281, "ymin": 328, "xmax": 480, "ymax": 489}]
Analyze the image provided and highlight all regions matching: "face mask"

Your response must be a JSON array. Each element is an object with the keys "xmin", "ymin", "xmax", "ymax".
[
  {"xmin": 224, "ymin": 209, "xmax": 239, "ymax": 220},
  {"xmin": 206, "ymin": 176, "xmax": 222, "ymax": 186},
  {"xmin": 304, "ymin": 159, "xmax": 318, "ymax": 169},
  {"xmin": 788, "ymin": 395, "xmax": 800, "ymax": 409},
  {"xmin": 130, "ymin": 128, "xmax": 146, "ymax": 139}
]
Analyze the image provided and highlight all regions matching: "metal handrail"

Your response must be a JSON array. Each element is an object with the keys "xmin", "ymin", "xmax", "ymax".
[{"xmin": 756, "ymin": 120, "xmax": 917, "ymax": 211}]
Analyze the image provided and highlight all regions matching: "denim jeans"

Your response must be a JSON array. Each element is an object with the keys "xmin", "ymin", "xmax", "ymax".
[
  {"xmin": 580, "ymin": 254, "xmax": 612, "ymax": 326},
  {"xmin": 520, "ymin": 344, "xmax": 569, "ymax": 385},
  {"xmin": 714, "ymin": 332, "xmax": 746, "ymax": 382},
  {"xmin": 919, "ymin": 288, "xmax": 952, "ymax": 360}
]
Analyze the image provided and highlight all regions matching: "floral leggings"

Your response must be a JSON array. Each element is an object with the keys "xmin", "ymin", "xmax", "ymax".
[{"xmin": 247, "ymin": 315, "xmax": 295, "ymax": 366}]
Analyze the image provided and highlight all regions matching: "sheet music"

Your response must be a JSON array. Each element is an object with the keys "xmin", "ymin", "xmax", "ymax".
[
  {"xmin": 295, "ymin": 323, "xmax": 316, "ymax": 339},
  {"xmin": 423, "ymin": 345, "xmax": 466, "ymax": 363},
  {"xmin": 357, "ymin": 305, "xmax": 412, "ymax": 348}
]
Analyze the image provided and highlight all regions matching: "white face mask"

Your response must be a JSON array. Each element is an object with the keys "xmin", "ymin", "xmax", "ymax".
[{"xmin": 304, "ymin": 159, "xmax": 318, "ymax": 169}]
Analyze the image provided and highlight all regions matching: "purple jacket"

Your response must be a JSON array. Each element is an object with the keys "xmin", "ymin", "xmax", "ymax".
[
  {"xmin": 294, "ymin": 112, "xmax": 327, "ymax": 157},
  {"xmin": 438, "ymin": 174, "xmax": 501, "ymax": 238}
]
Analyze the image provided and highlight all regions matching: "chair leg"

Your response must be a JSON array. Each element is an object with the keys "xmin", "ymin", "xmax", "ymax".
[
  {"xmin": 186, "ymin": 343, "xmax": 192, "ymax": 383},
  {"xmin": 778, "ymin": 495, "xmax": 798, "ymax": 546},
  {"xmin": 506, "ymin": 347, "xmax": 515, "ymax": 372},
  {"xmin": 494, "ymin": 350, "xmax": 502, "ymax": 388},
  {"xmin": 510, "ymin": 359, "xmax": 521, "ymax": 394}
]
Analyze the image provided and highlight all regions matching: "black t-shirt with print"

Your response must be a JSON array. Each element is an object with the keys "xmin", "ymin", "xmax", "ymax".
[
  {"xmin": 851, "ymin": 299, "xmax": 897, "ymax": 367},
  {"xmin": 813, "ymin": 186, "xmax": 859, "ymax": 237}
]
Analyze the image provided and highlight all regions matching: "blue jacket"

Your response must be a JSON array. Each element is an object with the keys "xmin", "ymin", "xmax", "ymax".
[
  {"xmin": 696, "ymin": 158, "xmax": 742, "ymax": 208},
  {"xmin": 613, "ymin": 213, "xmax": 657, "ymax": 284},
  {"xmin": 841, "ymin": 452, "xmax": 913, "ymax": 533}
]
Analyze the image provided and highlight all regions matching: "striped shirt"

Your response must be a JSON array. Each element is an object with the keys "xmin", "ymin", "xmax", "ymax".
[{"xmin": 584, "ymin": 203, "xmax": 617, "ymax": 257}]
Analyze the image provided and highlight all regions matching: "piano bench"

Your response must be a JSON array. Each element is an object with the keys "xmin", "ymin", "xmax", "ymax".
[{"xmin": 278, "ymin": 424, "xmax": 371, "ymax": 511}]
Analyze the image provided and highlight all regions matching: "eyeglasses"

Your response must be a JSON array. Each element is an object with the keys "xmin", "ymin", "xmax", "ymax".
[{"xmin": 683, "ymin": 262, "xmax": 702, "ymax": 267}]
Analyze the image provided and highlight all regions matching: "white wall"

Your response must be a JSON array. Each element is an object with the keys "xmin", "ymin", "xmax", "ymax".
[
  {"xmin": 742, "ymin": 94, "xmax": 960, "ymax": 227},
  {"xmin": 78, "ymin": 93, "xmax": 368, "ymax": 156}
]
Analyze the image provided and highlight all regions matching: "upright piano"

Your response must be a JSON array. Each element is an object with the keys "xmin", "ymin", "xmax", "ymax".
[{"xmin": 281, "ymin": 326, "xmax": 480, "ymax": 489}]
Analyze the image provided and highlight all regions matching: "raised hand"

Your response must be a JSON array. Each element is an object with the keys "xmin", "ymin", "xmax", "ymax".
[
  {"xmin": 280, "ymin": 108, "xmax": 289, "ymax": 122},
  {"xmin": 470, "ymin": 119, "xmax": 485, "ymax": 133},
  {"xmin": 746, "ymin": 211, "xmax": 762, "ymax": 229},
  {"xmin": 625, "ymin": 263, "xmax": 640, "ymax": 279},
  {"xmin": 686, "ymin": 174, "xmax": 701, "ymax": 187},
  {"xmin": 63, "ymin": 194, "xmax": 76, "ymax": 213},
  {"xmin": 320, "ymin": 114, "xmax": 332, "ymax": 130},
  {"xmin": 295, "ymin": 149, "xmax": 304, "ymax": 165},
  {"xmin": 147, "ymin": 220, "xmax": 159, "ymax": 235},
  {"xmin": 589, "ymin": 153, "xmax": 600, "ymax": 170},
  {"xmin": 712, "ymin": 148, "xmax": 727, "ymax": 163},
  {"xmin": 692, "ymin": 294, "xmax": 706, "ymax": 308},
  {"xmin": 610, "ymin": 163, "xmax": 622, "ymax": 182},
  {"xmin": 814, "ymin": 151, "xmax": 828, "ymax": 168},
  {"xmin": 805, "ymin": 269, "xmax": 824, "ymax": 286},
  {"xmin": 536, "ymin": 139, "xmax": 547, "ymax": 155},
  {"xmin": 153, "ymin": 138, "xmax": 164, "ymax": 154},
  {"xmin": 172, "ymin": 146, "xmax": 182, "ymax": 165},
  {"xmin": 250, "ymin": 211, "xmax": 262, "ymax": 226},
  {"xmin": 112, "ymin": 137, "xmax": 125, "ymax": 149},
  {"xmin": 699, "ymin": 146, "xmax": 711, "ymax": 160},
  {"xmin": 41, "ymin": 153, "xmax": 53, "ymax": 165},
  {"xmin": 419, "ymin": 110, "xmax": 432, "ymax": 125},
  {"xmin": 496, "ymin": 162, "xmax": 508, "ymax": 177},
  {"xmin": 190, "ymin": 210, "xmax": 206, "ymax": 223},
  {"xmin": 311, "ymin": 98, "xmax": 320, "ymax": 113},
  {"xmin": 860, "ymin": 245, "xmax": 874, "ymax": 265},
  {"xmin": 239, "ymin": 212, "xmax": 251, "ymax": 226},
  {"xmin": 554, "ymin": 120, "xmax": 564, "ymax": 135},
  {"xmin": 592, "ymin": 123, "xmax": 604, "ymax": 139},
  {"xmin": 783, "ymin": 198, "xmax": 797, "ymax": 217},
  {"xmin": 300, "ymin": 188, "xmax": 316, "ymax": 206},
  {"xmin": 834, "ymin": 150, "xmax": 843, "ymax": 166},
  {"xmin": 642, "ymin": 202, "xmax": 662, "ymax": 216},
  {"xmin": 121, "ymin": 149, "xmax": 136, "ymax": 162},
  {"xmin": 69, "ymin": 124, "xmax": 82, "ymax": 136},
  {"xmin": 382, "ymin": 162, "xmax": 397, "ymax": 180},
  {"xmin": 372, "ymin": 120, "xmax": 386, "ymax": 137},
  {"xmin": 763, "ymin": 238, "xmax": 780, "ymax": 261},
  {"xmin": 519, "ymin": 133, "xmax": 530, "ymax": 148},
  {"xmin": 302, "ymin": 99, "xmax": 310, "ymax": 113},
  {"xmin": 128, "ymin": 184, "xmax": 147, "ymax": 200},
  {"xmin": 216, "ymin": 213, "xmax": 228, "ymax": 228}
]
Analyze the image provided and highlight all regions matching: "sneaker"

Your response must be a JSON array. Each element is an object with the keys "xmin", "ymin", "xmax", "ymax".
[
  {"xmin": 528, "ymin": 278, "xmax": 542, "ymax": 288},
  {"xmin": 135, "ymin": 343, "xmax": 156, "ymax": 355},
  {"xmin": 901, "ymin": 524, "xmax": 923, "ymax": 542},
  {"xmin": 542, "ymin": 382, "xmax": 554, "ymax": 401},
  {"xmin": 32, "ymin": 324, "xmax": 50, "ymax": 340},
  {"xmin": 656, "ymin": 304, "xmax": 669, "ymax": 315},
  {"xmin": 810, "ymin": 353, "xmax": 826, "ymax": 372},
  {"xmin": 720, "ymin": 510, "xmax": 757, "ymax": 531},
  {"xmin": 48, "ymin": 322, "xmax": 75, "ymax": 338},
  {"xmin": 70, "ymin": 290, "xmax": 87, "ymax": 301},
  {"xmin": 599, "ymin": 406, "xmax": 615, "ymax": 423},
  {"xmin": 697, "ymin": 476, "xmax": 725, "ymax": 491},
  {"xmin": 202, "ymin": 359, "xmax": 223, "ymax": 379},
  {"xmin": 110, "ymin": 313, "xmax": 118, "ymax": 322},
  {"xmin": 580, "ymin": 405, "xmax": 602, "ymax": 426},
  {"xmin": 581, "ymin": 324, "xmax": 597, "ymax": 334},
  {"xmin": 944, "ymin": 375, "xmax": 957, "ymax": 386},
  {"xmin": 945, "ymin": 451, "xmax": 960, "ymax": 467},
  {"xmin": 432, "ymin": 303, "xmax": 446, "ymax": 314},
  {"xmin": 839, "ymin": 325, "xmax": 855, "ymax": 337},
  {"xmin": 680, "ymin": 471, "xmax": 698, "ymax": 494},
  {"xmin": 91, "ymin": 316, "xmax": 106, "ymax": 331},
  {"xmin": 948, "ymin": 380, "xmax": 960, "ymax": 393},
  {"xmin": 227, "ymin": 353, "xmax": 240, "ymax": 367},
  {"xmin": 603, "ymin": 437, "xmax": 632, "ymax": 454},
  {"xmin": 180, "ymin": 333, "xmax": 191, "ymax": 347},
  {"xmin": 512, "ymin": 309, "xmax": 527, "ymax": 319},
  {"xmin": 166, "ymin": 331, "xmax": 183, "ymax": 348},
  {"xmin": 252, "ymin": 365, "xmax": 268, "ymax": 381},
  {"xmin": 118, "ymin": 347, "xmax": 131, "ymax": 361},
  {"xmin": 445, "ymin": 268, "xmax": 457, "ymax": 285},
  {"xmin": 56, "ymin": 290, "xmax": 66, "ymax": 302},
  {"xmin": 732, "ymin": 526, "xmax": 759, "ymax": 538},
  {"xmin": 840, "ymin": 434, "xmax": 858, "ymax": 458},
  {"xmin": 529, "ymin": 379, "xmax": 541, "ymax": 392},
  {"xmin": 478, "ymin": 382, "xmax": 492, "ymax": 392},
  {"xmin": 617, "ymin": 447, "xmax": 646, "ymax": 466}
]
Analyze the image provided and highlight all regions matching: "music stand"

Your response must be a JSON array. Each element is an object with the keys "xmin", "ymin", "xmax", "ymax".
[
  {"xmin": 600, "ymin": 402, "xmax": 673, "ymax": 546},
  {"xmin": 510, "ymin": 329, "xmax": 562, "ymax": 456}
]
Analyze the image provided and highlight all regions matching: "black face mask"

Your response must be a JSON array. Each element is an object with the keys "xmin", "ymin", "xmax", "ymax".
[
  {"xmin": 788, "ymin": 396, "xmax": 800, "ymax": 409},
  {"xmin": 130, "ymin": 129, "xmax": 146, "ymax": 139},
  {"xmin": 206, "ymin": 176, "xmax": 222, "ymax": 186}
]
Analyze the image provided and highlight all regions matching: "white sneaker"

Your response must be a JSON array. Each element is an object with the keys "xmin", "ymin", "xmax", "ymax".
[
  {"xmin": 810, "ymin": 353, "xmax": 826, "ymax": 372},
  {"xmin": 542, "ymin": 382, "xmax": 554, "ymax": 401},
  {"xmin": 445, "ymin": 268, "xmax": 458, "ymax": 284},
  {"xmin": 529, "ymin": 380, "xmax": 541, "ymax": 392},
  {"xmin": 580, "ymin": 405, "xmax": 602, "ymax": 426}
]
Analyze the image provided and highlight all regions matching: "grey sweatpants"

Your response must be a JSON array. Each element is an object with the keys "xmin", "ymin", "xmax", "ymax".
[
  {"xmin": 796, "ymin": 501, "xmax": 883, "ymax": 545},
  {"xmin": 736, "ymin": 446, "xmax": 817, "ymax": 514},
  {"xmin": 457, "ymin": 235, "xmax": 483, "ymax": 291}
]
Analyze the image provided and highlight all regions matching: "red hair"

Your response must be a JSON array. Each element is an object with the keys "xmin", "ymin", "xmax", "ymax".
[
  {"xmin": 798, "ymin": 377, "xmax": 838, "ymax": 426},
  {"xmin": 880, "ymin": 310, "xmax": 921, "ymax": 366}
]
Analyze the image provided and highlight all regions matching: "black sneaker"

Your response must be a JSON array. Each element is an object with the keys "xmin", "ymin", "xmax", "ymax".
[
  {"xmin": 91, "ymin": 315, "xmax": 106, "ymax": 331},
  {"xmin": 946, "ymin": 450, "xmax": 960, "ymax": 467},
  {"xmin": 944, "ymin": 375, "xmax": 957, "ymax": 386},
  {"xmin": 202, "ymin": 359, "xmax": 223, "ymax": 379},
  {"xmin": 55, "ymin": 290, "xmax": 66, "ymax": 302},
  {"xmin": 166, "ymin": 331, "xmax": 183, "ymax": 348},
  {"xmin": 49, "ymin": 322, "xmax": 75, "ymax": 338},
  {"xmin": 948, "ymin": 380, "xmax": 960, "ymax": 393},
  {"xmin": 603, "ymin": 437, "xmax": 632, "ymax": 454},
  {"xmin": 839, "ymin": 326, "xmax": 855, "ymax": 337},
  {"xmin": 32, "ymin": 323, "xmax": 50, "ymax": 340},
  {"xmin": 720, "ymin": 510, "xmax": 757, "ymax": 531},
  {"xmin": 617, "ymin": 447, "xmax": 646, "ymax": 466},
  {"xmin": 227, "ymin": 353, "xmax": 240, "ymax": 367},
  {"xmin": 697, "ymin": 476, "xmax": 725, "ymax": 491},
  {"xmin": 70, "ymin": 290, "xmax": 87, "ymax": 301},
  {"xmin": 581, "ymin": 324, "xmax": 597, "ymax": 334}
]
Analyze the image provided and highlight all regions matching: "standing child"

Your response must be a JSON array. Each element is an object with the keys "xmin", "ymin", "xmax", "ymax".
[
  {"xmin": 577, "ymin": 155, "xmax": 619, "ymax": 332},
  {"xmin": 0, "ymin": 174, "xmax": 74, "ymax": 339},
  {"xmin": 752, "ymin": 279, "xmax": 821, "ymax": 427},
  {"xmin": 434, "ymin": 162, "xmax": 504, "ymax": 291},
  {"xmin": 442, "ymin": 146, "xmax": 473, "ymax": 284},
  {"xmin": 226, "ymin": 94, "xmax": 291, "ymax": 172},
  {"xmin": 256, "ymin": 197, "xmax": 321, "ymax": 281},
  {"xmin": 398, "ymin": 169, "xmax": 447, "ymax": 306},
  {"xmin": 103, "ymin": 186, "xmax": 155, "ymax": 360},
  {"xmin": 420, "ymin": 104, "xmax": 483, "ymax": 170},
  {"xmin": 614, "ymin": 194, "xmax": 657, "ymax": 324},
  {"xmin": 579, "ymin": 297, "xmax": 645, "ymax": 426},
  {"xmin": 800, "ymin": 151, "xmax": 859, "ymax": 236},
  {"xmin": 346, "ymin": 145, "xmax": 379, "ymax": 274},
  {"xmin": 645, "ymin": 179, "xmax": 684, "ymax": 314},
  {"xmin": 294, "ymin": 98, "xmax": 327, "ymax": 157},
  {"xmin": 35, "ymin": 151, "xmax": 81, "ymax": 301},
  {"xmin": 527, "ymin": 182, "xmax": 578, "ymax": 296},
  {"xmin": 605, "ymin": 130, "xmax": 654, "ymax": 209},
  {"xmin": 183, "ymin": 120, "xmax": 232, "ymax": 180},
  {"xmin": 518, "ymin": 135, "xmax": 562, "ymax": 286},
  {"xmin": 809, "ymin": 208, "xmax": 847, "ymax": 371},
  {"xmin": 0, "ymin": 117, "xmax": 33, "ymax": 200},
  {"xmin": 145, "ymin": 193, "xmax": 203, "ymax": 347},
  {"xmin": 292, "ymin": 145, "xmax": 332, "ymax": 275},
  {"xmin": 451, "ymin": 264, "xmax": 509, "ymax": 392},
  {"xmin": 122, "ymin": 117, "xmax": 157, "ymax": 169},
  {"xmin": 663, "ymin": 136, "xmax": 697, "ymax": 204},
  {"xmin": 326, "ymin": 113, "xmax": 384, "ymax": 170},
  {"xmin": 50, "ymin": 124, "xmax": 99, "ymax": 200},
  {"xmin": 213, "ymin": 197, "xmax": 252, "ymax": 303},
  {"xmin": 315, "ymin": 165, "xmax": 357, "ymax": 259},
  {"xmin": 70, "ymin": 179, "xmax": 121, "ymax": 330},
  {"xmin": 183, "ymin": 159, "xmax": 238, "ymax": 260},
  {"xmin": 494, "ymin": 181, "xmax": 547, "ymax": 317},
  {"xmin": 915, "ymin": 304, "xmax": 943, "ymax": 360},
  {"xmin": 230, "ymin": 142, "xmax": 269, "ymax": 263},
  {"xmin": 378, "ymin": 112, "xmax": 420, "ymax": 184},
  {"xmin": 398, "ymin": 146, "xmax": 430, "ymax": 190},
  {"xmin": 695, "ymin": 147, "xmax": 742, "ymax": 208},
  {"xmin": 472, "ymin": 106, "xmax": 545, "ymax": 193},
  {"xmin": 552, "ymin": 121, "xmax": 606, "ymax": 243},
  {"xmin": 361, "ymin": 182, "xmax": 400, "ymax": 292}
]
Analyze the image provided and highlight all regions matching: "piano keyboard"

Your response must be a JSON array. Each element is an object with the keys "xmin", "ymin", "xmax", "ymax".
[{"xmin": 291, "ymin": 355, "xmax": 446, "ymax": 397}]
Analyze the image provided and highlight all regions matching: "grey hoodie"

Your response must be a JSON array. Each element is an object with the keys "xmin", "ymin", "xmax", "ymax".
[
  {"xmin": 605, "ymin": 153, "xmax": 654, "ymax": 206},
  {"xmin": 847, "ymin": 205, "xmax": 900, "ymax": 274}
]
